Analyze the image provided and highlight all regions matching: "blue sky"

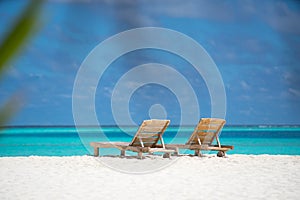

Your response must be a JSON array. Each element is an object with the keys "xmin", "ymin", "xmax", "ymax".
[{"xmin": 0, "ymin": 0, "xmax": 300, "ymax": 126}]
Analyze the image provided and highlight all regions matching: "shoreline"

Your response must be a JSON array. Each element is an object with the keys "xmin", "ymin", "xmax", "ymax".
[
  {"xmin": 0, "ymin": 155, "xmax": 299, "ymax": 199},
  {"xmin": 0, "ymin": 152, "xmax": 300, "ymax": 161}
]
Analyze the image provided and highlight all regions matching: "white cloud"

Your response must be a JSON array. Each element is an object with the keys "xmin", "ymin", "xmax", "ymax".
[
  {"xmin": 240, "ymin": 80, "xmax": 251, "ymax": 90},
  {"xmin": 59, "ymin": 94, "xmax": 72, "ymax": 98},
  {"xmin": 146, "ymin": 0, "xmax": 234, "ymax": 21},
  {"xmin": 288, "ymin": 88, "xmax": 300, "ymax": 97},
  {"xmin": 48, "ymin": 0, "xmax": 300, "ymax": 35},
  {"xmin": 263, "ymin": 1, "xmax": 300, "ymax": 34}
]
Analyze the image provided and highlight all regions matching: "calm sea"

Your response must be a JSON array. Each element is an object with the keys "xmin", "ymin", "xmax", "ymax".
[{"xmin": 0, "ymin": 126, "xmax": 300, "ymax": 156}]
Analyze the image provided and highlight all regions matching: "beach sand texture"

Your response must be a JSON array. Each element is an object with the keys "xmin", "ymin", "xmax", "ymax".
[{"xmin": 0, "ymin": 155, "xmax": 299, "ymax": 200}]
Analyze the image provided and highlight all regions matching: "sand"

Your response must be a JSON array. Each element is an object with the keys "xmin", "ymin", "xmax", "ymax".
[{"xmin": 0, "ymin": 155, "xmax": 299, "ymax": 200}]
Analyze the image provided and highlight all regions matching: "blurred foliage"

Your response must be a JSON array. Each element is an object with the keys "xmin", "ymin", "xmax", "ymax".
[
  {"xmin": 0, "ymin": 96, "xmax": 19, "ymax": 128},
  {"xmin": 0, "ymin": 0, "xmax": 43, "ymax": 127}
]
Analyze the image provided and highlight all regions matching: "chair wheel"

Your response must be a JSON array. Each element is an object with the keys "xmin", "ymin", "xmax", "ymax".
[
  {"xmin": 163, "ymin": 153, "xmax": 171, "ymax": 158},
  {"xmin": 217, "ymin": 151, "xmax": 225, "ymax": 157}
]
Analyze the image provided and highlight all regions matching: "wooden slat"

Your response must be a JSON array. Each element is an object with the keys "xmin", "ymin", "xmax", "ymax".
[
  {"xmin": 90, "ymin": 142, "xmax": 129, "ymax": 148},
  {"xmin": 198, "ymin": 122, "xmax": 222, "ymax": 128},
  {"xmin": 197, "ymin": 131, "xmax": 217, "ymax": 135},
  {"xmin": 138, "ymin": 133, "xmax": 160, "ymax": 138},
  {"xmin": 129, "ymin": 119, "xmax": 169, "ymax": 146},
  {"xmin": 199, "ymin": 133, "xmax": 215, "ymax": 138},
  {"xmin": 197, "ymin": 125, "xmax": 219, "ymax": 130},
  {"xmin": 189, "ymin": 134, "xmax": 214, "ymax": 142},
  {"xmin": 140, "ymin": 126, "xmax": 165, "ymax": 132},
  {"xmin": 200, "ymin": 136, "xmax": 214, "ymax": 141},
  {"xmin": 186, "ymin": 118, "xmax": 225, "ymax": 145},
  {"xmin": 138, "ymin": 136, "xmax": 159, "ymax": 140},
  {"xmin": 201, "ymin": 118, "xmax": 225, "ymax": 124},
  {"xmin": 143, "ymin": 119, "xmax": 170, "ymax": 126},
  {"xmin": 139, "ymin": 137, "xmax": 158, "ymax": 143}
]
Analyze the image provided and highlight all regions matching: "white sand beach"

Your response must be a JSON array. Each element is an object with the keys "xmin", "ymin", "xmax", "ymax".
[{"xmin": 0, "ymin": 155, "xmax": 299, "ymax": 200}]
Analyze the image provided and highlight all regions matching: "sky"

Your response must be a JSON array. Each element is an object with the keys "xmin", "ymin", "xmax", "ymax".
[{"xmin": 0, "ymin": 0, "xmax": 300, "ymax": 126}]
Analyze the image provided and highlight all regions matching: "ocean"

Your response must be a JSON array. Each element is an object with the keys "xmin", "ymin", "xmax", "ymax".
[{"xmin": 0, "ymin": 126, "xmax": 300, "ymax": 156}]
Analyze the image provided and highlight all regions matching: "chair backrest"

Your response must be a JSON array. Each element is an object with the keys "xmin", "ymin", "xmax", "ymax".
[
  {"xmin": 186, "ymin": 118, "xmax": 226, "ymax": 146},
  {"xmin": 129, "ymin": 119, "xmax": 170, "ymax": 148}
]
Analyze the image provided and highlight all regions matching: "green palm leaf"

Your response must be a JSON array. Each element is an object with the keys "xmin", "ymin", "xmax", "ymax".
[{"xmin": 0, "ymin": 0, "xmax": 43, "ymax": 127}]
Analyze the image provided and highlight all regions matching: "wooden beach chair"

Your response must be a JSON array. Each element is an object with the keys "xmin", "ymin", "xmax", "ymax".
[
  {"xmin": 90, "ymin": 119, "xmax": 175, "ymax": 159},
  {"xmin": 165, "ymin": 118, "xmax": 233, "ymax": 157}
]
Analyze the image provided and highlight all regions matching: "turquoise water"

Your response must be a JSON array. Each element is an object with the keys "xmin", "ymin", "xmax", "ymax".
[{"xmin": 0, "ymin": 126, "xmax": 300, "ymax": 156}]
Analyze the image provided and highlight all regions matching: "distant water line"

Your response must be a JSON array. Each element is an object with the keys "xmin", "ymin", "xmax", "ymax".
[{"xmin": 0, "ymin": 125, "xmax": 300, "ymax": 156}]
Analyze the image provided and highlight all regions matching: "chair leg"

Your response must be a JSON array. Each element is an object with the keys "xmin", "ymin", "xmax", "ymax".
[
  {"xmin": 94, "ymin": 147, "xmax": 99, "ymax": 157},
  {"xmin": 137, "ymin": 152, "xmax": 143, "ymax": 159},
  {"xmin": 173, "ymin": 147, "xmax": 179, "ymax": 156},
  {"xmin": 120, "ymin": 150, "xmax": 125, "ymax": 157},
  {"xmin": 194, "ymin": 149, "xmax": 202, "ymax": 157},
  {"xmin": 163, "ymin": 153, "xmax": 171, "ymax": 158},
  {"xmin": 217, "ymin": 151, "xmax": 225, "ymax": 157}
]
